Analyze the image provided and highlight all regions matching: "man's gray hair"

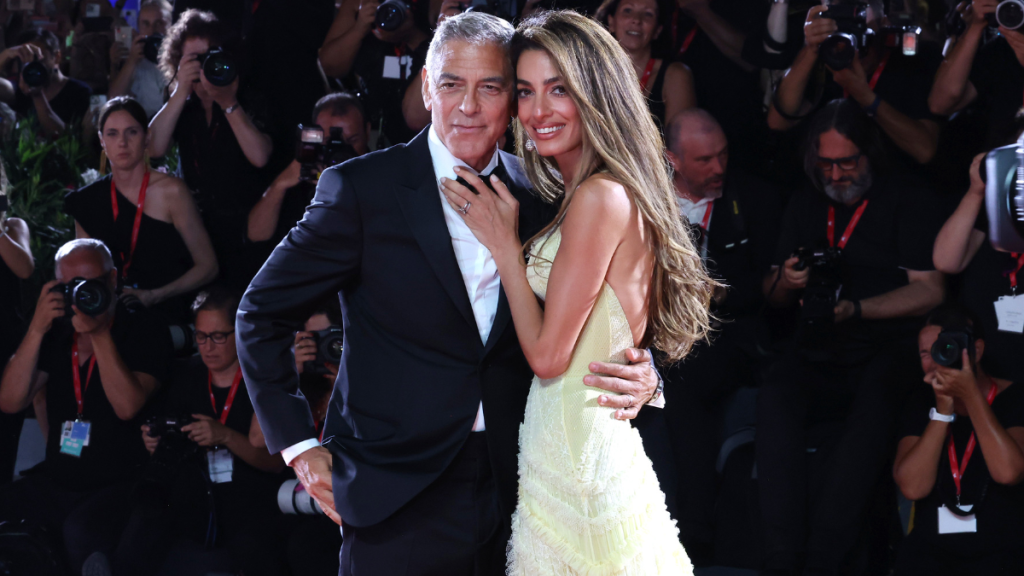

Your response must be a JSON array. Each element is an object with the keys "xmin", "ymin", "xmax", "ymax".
[
  {"xmin": 54, "ymin": 238, "xmax": 114, "ymax": 277},
  {"xmin": 425, "ymin": 12, "xmax": 514, "ymax": 82}
]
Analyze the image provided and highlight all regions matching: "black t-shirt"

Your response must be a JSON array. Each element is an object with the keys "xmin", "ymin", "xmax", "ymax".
[
  {"xmin": 898, "ymin": 382, "xmax": 1024, "ymax": 551},
  {"xmin": 272, "ymin": 181, "xmax": 316, "ymax": 247},
  {"xmin": 353, "ymin": 36, "xmax": 429, "ymax": 147},
  {"xmin": 36, "ymin": 303, "xmax": 172, "ymax": 489},
  {"xmin": 774, "ymin": 175, "xmax": 943, "ymax": 349},
  {"xmin": 970, "ymin": 36, "xmax": 1024, "ymax": 149},
  {"xmin": 12, "ymin": 77, "xmax": 92, "ymax": 125}
]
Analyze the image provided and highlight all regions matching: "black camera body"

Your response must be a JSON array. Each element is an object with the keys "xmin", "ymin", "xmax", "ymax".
[
  {"xmin": 376, "ymin": 0, "xmax": 410, "ymax": 31},
  {"xmin": 295, "ymin": 125, "xmax": 358, "ymax": 182},
  {"xmin": 819, "ymin": 2, "xmax": 869, "ymax": 70},
  {"xmin": 930, "ymin": 330, "xmax": 974, "ymax": 371},
  {"xmin": 49, "ymin": 278, "xmax": 112, "ymax": 318},
  {"xmin": 793, "ymin": 246, "xmax": 844, "ymax": 329},
  {"xmin": 21, "ymin": 59, "xmax": 49, "ymax": 89},
  {"xmin": 303, "ymin": 326, "xmax": 344, "ymax": 375},
  {"xmin": 196, "ymin": 48, "xmax": 237, "ymax": 87},
  {"xmin": 983, "ymin": 137, "xmax": 1024, "ymax": 253},
  {"xmin": 145, "ymin": 415, "xmax": 195, "ymax": 438},
  {"xmin": 143, "ymin": 34, "xmax": 164, "ymax": 64}
]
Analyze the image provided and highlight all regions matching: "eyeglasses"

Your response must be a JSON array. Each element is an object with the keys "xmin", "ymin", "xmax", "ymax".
[
  {"xmin": 194, "ymin": 330, "xmax": 235, "ymax": 345},
  {"xmin": 815, "ymin": 154, "xmax": 862, "ymax": 172}
]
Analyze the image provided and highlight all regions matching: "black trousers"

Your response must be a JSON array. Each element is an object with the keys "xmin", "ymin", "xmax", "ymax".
[
  {"xmin": 755, "ymin": 342, "xmax": 916, "ymax": 575},
  {"xmin": 339, "ymin": 432, "xmax": 505, "ymax": 576}
]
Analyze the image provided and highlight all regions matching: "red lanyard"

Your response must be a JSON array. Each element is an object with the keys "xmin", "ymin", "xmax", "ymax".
[
  {"xmin": 827, "ymin": 200, "xmax": 869, "ymax": 250},
  {"xmin": 71, "ymin": 335, "xmax": 97, "ymax": 418},
  {"xmin": 842, "ymin": 50, "xmax": 889, "ymax": 98},
  {"xmin": 699, "ymin": 202, "xmax": 713, "ymax": 230},
  {"xmin": 672, "ymin": 10, "xmax": 698, "ymax": 57},
  {"xmin": 317, "ymin": 421, "xmax": 325, "ymax": 443},
  {"xmin": 639, "ymin": 58, "xmax": 655, "ymax": 92},
  {"xmin": 947, "ymin": 381, "xmax": 999, "ymax": 498},
  {"xmin": 1009, "ymin": 253, "xmax": 1024, "ymax": 292},
  {"xmin": 208, "ymin": 368, "xmax": 243, "ymax": 425},
  {"xmin": 110, "ymin": 171, "xmax": 149, "ymax": 281}
]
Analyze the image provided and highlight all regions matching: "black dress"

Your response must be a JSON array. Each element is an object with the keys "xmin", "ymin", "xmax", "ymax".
[
  {"xmin": 646, "ymin": 59, "xmax": 670, "ymax": 136},
  {"xmin": 0, "ymin": 255, "xmax": 23, "ymax": 485},
  {"xmin": 65, "ymin": 175, "xmax": 194, "ymax": 324}
]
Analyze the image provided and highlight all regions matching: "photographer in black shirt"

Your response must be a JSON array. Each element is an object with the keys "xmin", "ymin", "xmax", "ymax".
[
  {"xmin": 319, "ymin": 0, "xmax": 431, "ymax": 146},
  {"xmin": 0, "ymin": 239, "xmax": 172, "ymax": 574},
  {"xmin": 757, "ymin": 99, "xmax": 945, "ymax": 575},
  {"xmin": 893, "ymin": 307, "xmax": 1024, "ymax": 575}
]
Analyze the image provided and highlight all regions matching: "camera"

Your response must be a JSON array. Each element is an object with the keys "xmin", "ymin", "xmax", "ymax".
[
  {"xmin": 278, "ymin": 479, "xmax": 325, "ymax": 515},
  {"xmin": 145, "ymin": 415, "xmax": 195, "ymax": 438},
  {"xmin": 295, "ymin": 125, "xmax": 358, "ymax": 182},
  {"xmin": 819, "ymin": 2, "xmax": 869, "ymax": 70},
  {"xmin": 879, "ymin": 25, "xmax": 920, "ymax": 56},
  {"xmin": 50, "ymin": 278, "xmax": 112, "ymax": 317},
  {"xmin": 793, "ymin": 246, "xmax": 843, "ymax": 330},
  {"xmin": 376, "ymin": 0, "xmax": 409, "ymax": 31},
  {"xmin": 196, "ymin": 48, "xmax": 237, "ymax": 87},
  {"xmin": 930, "ymin": 330, "xmax": 974, "ymax": 371},
  {"xmin": 143, "ymin": 34, "xmax": 164, "ymax": 64},
  {"xmin": 988, "ymin": 0, "xmax": 1024, "ymax": 30},
  {"xmin": 983, "ymin": 134, "xmax": 1024, "ymax": 252},
  {"xmin": 302, "ymin": 326, "xmax": 344, "ymax": 375},
  {"xmin": 21, "ymin": 59, "xmax": 49, "ymax": 89}
]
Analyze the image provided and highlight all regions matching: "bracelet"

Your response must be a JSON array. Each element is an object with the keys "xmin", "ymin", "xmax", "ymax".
[
  {"xmin": 648, "ymin": 372, "xmax": 665, "ymax": 405},
  {"xmin": 224, "ymin": 102, "xmax": 241, "ymax": 115},
  {"xmin": 863, "ymin": 94, "xmax": 882, "ymax": 118},
  {"xmin": 929, "ymin": 407, "xmax": 956, "ymax": 423}
]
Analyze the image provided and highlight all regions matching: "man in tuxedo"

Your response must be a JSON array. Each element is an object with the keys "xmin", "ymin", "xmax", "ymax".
[{"xmin": 236, "ymin": 12, "xmax": 663, "ymax": 576}]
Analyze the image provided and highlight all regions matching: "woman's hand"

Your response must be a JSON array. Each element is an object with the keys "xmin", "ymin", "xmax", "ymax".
[
  {"xmin": 439, "ymin": 167, "xmax": 521, "ymax": 260},
  {"xmin": 121, "ymin": 287, "xmax": 158, "ymax": 307},
  {"xmin": 968, "ymin": 152, "xmax": 986, "ymax": 197},
  {"xmin": 182, "ymin": 413, "xmax": 232, "ymax": 447},
  {"xmin": 932, "ymin": 350, "xmax": 982, "ymax": 405},
  {"xmin": 141, "ymin": 424, "xmax": 160, "ymax": 455}
]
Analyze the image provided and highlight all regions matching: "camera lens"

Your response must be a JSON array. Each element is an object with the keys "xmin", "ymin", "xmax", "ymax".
[
  {"xmin": 997, "ymin": 0, "xmax": 1024, "ymax": 29},
  {"xmin": 930, "ymin": 335, "xmax": 962, "ymax": 368},
  {"xmin": 72, "ymin": 279, "xmax": 111, "ymax": 317},
  {"xmin": 819, "ymin": 33, "xmax": 858, "ymax": 71},
  {"xmin": 21, "ymin": 60, "xmax": 49, "ymax": 89},
  {"xmin": 143, "ymin": 34, "xmax": 164, "ymax": 64},
  {"xmin": 319, "ymin": 332, "xmax": 344, "ymax": 363},
  {"xmin": 202, "ymin": 50, "xmax": 238, "ymax": 87},
  {"xmin": 375, "ymin": 0, "xmax": 408, "ymax": 31}
]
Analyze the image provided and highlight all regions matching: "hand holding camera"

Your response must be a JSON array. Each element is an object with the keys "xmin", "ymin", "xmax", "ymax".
[
  {"xmin": 173, "ymin": 55, "xmax": 203, "ymax": 97},
  {"xmin": 140, "ymin": 424, "xmax": 160, "ymax": 454},
  {"xmin": 181, "ymin": 413, "xmax": 232, "ymax": 447},
  {"xmin": 779, "ymin": 255, "xmax": 811, "ymax": 290},
  {"xmin": 804, "ymin": 6, "xmax": 838, "ymax": 50},
  {"xmin": 28, "ymin": 280, "xmax": 66, "ymax": 336},
  {"xmin": 932, "ymin": 349, "xmax": 981, "ymax": 406},
  {"xmin": 295, "ymin": 327, "xmax": 343, "ymax": 376},
  {"xmin": 357, "ymin": 0, "xmax": 381, "ymax": 30}
]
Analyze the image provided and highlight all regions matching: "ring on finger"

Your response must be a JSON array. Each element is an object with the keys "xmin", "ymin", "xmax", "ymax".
[{"xmin": 458, "ymin": 201, "xmax": 471, "ymax": 215}]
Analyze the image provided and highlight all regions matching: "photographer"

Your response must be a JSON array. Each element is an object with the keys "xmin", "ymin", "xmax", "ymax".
[
  {"xmin": 0, "ymin": 29, "xmax": 92, "ymax": 136},
  {"xmin": 757, "ymin": 99, "xmax": 945, "ymax": 575},
  {"xmin": 768, "ymin": 1, "xmax": 942, "ymax": 165},
  {"xmin": 318, "ymin": 0, "xmax": 431, "ymax": 146},
  {"xmin": 247, "ymin": 92, "xmax": 370, "ymax": 246},
  {"xmin": 120, "ymin": 287, "xmax": 285, "ymax": 576},
  {"xmin": 892, "ymin": 307, "xmax": 1024, "ymax": 575},
  {"xmin": 66, "ymin": 96, "xmax": 218, "ymax": 325},
  {"xmin": 928, "ymin": 0, "xmax": 1024, "ymax": 149},
  {"xmin": 933, "ymin": 152, "xmax": 1024, "ymax": 383},
  {"xmin": 0, "ymin": 239, "xmax": 172, "ymax": 574},
  {"xmin": 0, "ymin": 193, "xmax": 33, "ymax": 485},
  {"xmin": 148, "ymin": 9, "xmax": 273, "ymax": 289},
  {"xmin": 107, "ymin": 0, "xmax": 172, "ymax": 119}
]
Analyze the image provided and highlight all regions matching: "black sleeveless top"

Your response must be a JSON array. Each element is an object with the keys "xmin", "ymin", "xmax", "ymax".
[
  {"xmin": 0, "ymin": 255, "xmax": 22, "ymax": 363},
  {"xmin": 646, "ymin": 60, "xmax": 670, "ymax": 135}
]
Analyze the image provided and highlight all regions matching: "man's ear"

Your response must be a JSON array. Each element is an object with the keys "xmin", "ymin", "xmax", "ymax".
[
  {"xmin": 665, "ymin": 149, "xmax": 681, "ymax": 171},
  {"xmin": 421, "ymin": 67, "xmax": 432, "ymax": 111}
]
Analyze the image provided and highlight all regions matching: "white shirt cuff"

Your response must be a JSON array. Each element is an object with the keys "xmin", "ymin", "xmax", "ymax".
[
  {"xmin": 281, "ymin": 438, "xmax": 321, "ymax": 466},
  {"xmin": 648, "ymin": 391, "xmax": 666, "ymax": 409}
]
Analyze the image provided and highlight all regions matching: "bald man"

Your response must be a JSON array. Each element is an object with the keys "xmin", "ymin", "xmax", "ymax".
[{"xmin": 659, "ymin": 109, "xmax": 784, "ymax": 564}]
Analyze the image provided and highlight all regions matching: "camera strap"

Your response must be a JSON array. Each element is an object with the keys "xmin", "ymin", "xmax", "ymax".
[
  {"xmin": 640, "ymin": 58, "xmax": 655, "ymax": 93},
  {"xmin": 208, "ymin": 368, "xmax": 243, "ymax": 425},
  {"xmin": 71, "ymin": 334, "xmax": 97, "ymax": 417},
  {"xmin": 1008, "ymin": 253, "xmax": 1024, "ymax": 293},
  {"xmin": 826, "ymin": 199, "xmax": 868, "ymax": 250},
  {"xmin": 842, "ymin": 50, "xmax": 889, "ymax": 99},
  {"xmin": 947, "ymin": 381, "xmax": 998, "ymax": 503},
  {"xmin": 110, "ymin": 170, "xmax": 150, "ymax": 281}
]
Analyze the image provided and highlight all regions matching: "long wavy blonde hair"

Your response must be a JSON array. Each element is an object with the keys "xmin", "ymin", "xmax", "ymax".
[{"xmin": 512, "ymin": 10, "xmax": 717, "ymax": 362}]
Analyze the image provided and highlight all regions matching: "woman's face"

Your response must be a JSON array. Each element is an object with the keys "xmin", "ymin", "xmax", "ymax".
[
  {"xmin": 607, "ymin": 0, "xmax": 661, "ymax": 53},
  {"xmin": 516, "ymin": 49, "xmax": 582, "ymax": 161},
  {"xmin": 195, "ymin": 309, "xmax": 238, "ymax": 373},
  {"xmin": 99, "ymin": 110, "xmax": 147, "ymax": 170}
]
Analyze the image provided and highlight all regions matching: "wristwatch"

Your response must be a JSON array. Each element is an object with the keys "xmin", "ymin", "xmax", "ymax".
[
  {"xmin": 224, "ymin": 102, "xmax": 241, "ymax": 115},
  {"xmin": 929, "ymin": 407, "xmax": 956, "ymax": 423},
  {"xmin": 648, "ymin": 372, "xmax": 665, "ymax": 405}
]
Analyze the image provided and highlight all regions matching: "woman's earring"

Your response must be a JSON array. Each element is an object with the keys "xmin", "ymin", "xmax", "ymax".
[{"xmin": 525, "ymin": 139, "xmax": 536, "ymax": 152}]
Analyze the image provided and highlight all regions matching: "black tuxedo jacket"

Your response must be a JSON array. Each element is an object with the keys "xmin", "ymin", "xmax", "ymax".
[{"xmin": 237, "ymin": 128, "xmax": 556, "ymax": 527}]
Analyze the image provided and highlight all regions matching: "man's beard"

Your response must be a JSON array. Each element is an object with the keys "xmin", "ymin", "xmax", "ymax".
[
  {"xmin": 822, "ymin": 169, "xmax": 873, "ymax": 204},
  {"xmin": 684, "ymin": 175, "xmax": 725, "ymax": 200}
]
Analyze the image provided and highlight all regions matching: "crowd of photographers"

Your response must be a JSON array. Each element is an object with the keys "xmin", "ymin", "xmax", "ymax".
[{"xmin": 0, "ymin": 0, "xmax": 1024, "ymax": 575}]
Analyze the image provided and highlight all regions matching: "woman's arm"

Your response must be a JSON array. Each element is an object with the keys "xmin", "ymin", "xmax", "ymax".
[
  {"xmin": 227, "ymin": 414, "xmax": 285, "ymax": 473},
  {"xmin": 662, "ymin": 62, "xmax": 696, "ymax": 122},
  {"xmin": 319, "ymin": 0, "xmax": 378, "ymax": 79},
  {"xmin": 934, "ymin": 154, "xmax": 987, "ymax": 274},
  {"xmin": 0, "ymin": 216, "xmax": 34, "ymax": 279}
]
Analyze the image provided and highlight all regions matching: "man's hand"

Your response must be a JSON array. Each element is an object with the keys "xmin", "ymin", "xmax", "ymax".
[
  {"xmin": 291, "ymin": 445, "xmax": 342, "ymax": 525},
  {"xmin": 968, "ymin": 152, "xmax": 986, "ymax": 197},
  {"xmin": 29, "ymin": 280, "xmax": 65, "ymax": 337},
  {"xmin": 275, "ymin": 160, "xmax": 303, "ymax": 192},
  {"xmin": 834, "ymin": 299, "xmax": 856, "ymax": 323},
  {"xmin": 173, "ymin": 55, "xmax": 202, "ymax": 97},
  {"xmin": 0, "ymin": 43, "xmax": 41, "ymax": 71},
  {"xmin": 933, "ymin": 350, "xmax": 983, "ymax": 404},
  {"xmin": 356, "ymin": 0, "xmax": 380, "ymax": 30},
  {"xmin": 182, "ymin": 413, "xmax": 232, "ymax": 447},
  {"xmin": 141, "ymin": 424, "xmax": 160, "ymax": 455},
  {"xmin": 584, "ymin": 348, "xmax": 659, "ymax": 420},
  {"xmin": 1001, "ymin": 27, "xmax": 1024, "ymax": 67},
  {"xmin": 804, "ymin": 6, "xmax": 836, "ymax": 50},
  {"xmin": 967, "ymin": 0, "xmax": 998, "ymax": 30},
  {"xmin": 780, "ymin": 256, "xmax": 810, "ymax": 291},
  {"xmin": 829, "ymin": 55, "xmax": 873, "ymax": 106},
  {"xmin": 126, "ymin": 35, "xmax": 146, "ymax": 65},
  {"xmin": 202, "ymin": 74, "xmax": 240, "ymax": 111},
  {"xmin": 71, "ymin": 305, "xmax": 114, "ymax": 335}
]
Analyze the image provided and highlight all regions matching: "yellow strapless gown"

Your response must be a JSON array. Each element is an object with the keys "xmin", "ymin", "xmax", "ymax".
[{"xmin": 507, "ymin": 229, "xmax": 693, "ymax": 576}]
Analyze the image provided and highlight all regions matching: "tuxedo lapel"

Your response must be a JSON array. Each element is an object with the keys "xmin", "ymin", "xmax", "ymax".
[{"xmin": 394, "ymin": 131, "xmax": 478, "ymax": 334}]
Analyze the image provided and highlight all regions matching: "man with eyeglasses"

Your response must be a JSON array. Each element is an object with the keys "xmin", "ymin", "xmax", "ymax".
[
  {"xmin": 756, "ymin": 99, "xmax": 946, "ymax": 576},
  {"xmin": 0, "ymin": 239, "xmax": 173, "ymax": 574}
]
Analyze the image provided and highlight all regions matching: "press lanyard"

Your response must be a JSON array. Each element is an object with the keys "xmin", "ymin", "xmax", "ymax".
[
  {"xmin": 208, "ymin": 368, "xmax": 243, "ymax": 425},
  {"xmin": 842, "ymin": 50, "xmax": 889, "ymax": 98},
  {"xmin": 639, "ymin": 58, "xmax": 655, "ymax": 92},
  {"xmin": 71, "ymin": 334, "xmax": 97, "ymax": 418},
  {"xmin": 110, "ymin": 171, "xmax": 149, "ymax": 281},
  {"xmin": 827, "ymin": 200, "xmax": 869, "ymax": 250},
  {"xmin": 699, "ymin": 202, "xmax": 713, "ymax": 230},
  {"xmin": 1009, "ymin": 253, "xmax": 1024, "ymax": 293},
  {"xmin": 672, "ymin": 11, "xmax": 698, "ymax": 57},
  {"xmin": 947, "ymin": 381, "xmax": 999, "ymax": 500}
]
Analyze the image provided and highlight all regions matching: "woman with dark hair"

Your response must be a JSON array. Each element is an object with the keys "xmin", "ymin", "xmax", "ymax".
[
  {"xmin": 147, "ymin": 8, "xmax": 273, "ymax": 289},
  {"xmin": 595, "ymin": 0, "xmax": 695, "ymax": 133},
  {"xmin": 64, "ymin": 96, "xmax": 217, "ymax": 324}
]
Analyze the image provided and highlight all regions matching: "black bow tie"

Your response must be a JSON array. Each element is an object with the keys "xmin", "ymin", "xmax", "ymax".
[{"xmin": 455, "ymin": 159, "xmax": 507, "ymax": 194}]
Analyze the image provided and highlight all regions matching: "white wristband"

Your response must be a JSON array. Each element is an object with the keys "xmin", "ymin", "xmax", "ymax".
[{"xmin": 929, "ymin": 407, "xmax": 956, "ymax": 423}]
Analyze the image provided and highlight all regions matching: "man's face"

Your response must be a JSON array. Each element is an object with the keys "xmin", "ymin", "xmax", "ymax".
[
  {"xmin": 669, "ymin": 128, "xmax": 728, "ymax": 200},
  {"xmin": 422, "ymin": 40, "xmax": 512, "ymax": 171},
  {"xmin": 815, "ymin": 128, "xmax": 872, "ymax": 205},
  {"xmin": 138, "ymin": 5, "xmax": 168, "ymax": 37},
  {"xmin": 195, "ymin": 309, "xmax": 238, "ymax": 373},
  {"xmin": 315, "ymin": 109, "xmax": 371, "ymax": 157},
  {"xmin": 56, "ymin": 250, "xmax": 115, "ymax": 292}
]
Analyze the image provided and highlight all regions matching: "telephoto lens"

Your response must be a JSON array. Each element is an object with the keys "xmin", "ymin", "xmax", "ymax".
[
  {"xmin": 197, "ymin": 48, "xmax": 238, "ymax": 87},
  {"xmin": 930, "ymin": 330, "xmax": 972, "ymax": 370},
  {"xmin": 143, "ymin": 34, "xmax": 164, "ymax": 64},
  {"xmin": 376, "ymin": 0, "xmax": 409, "ymax": 31},
  {"xmin": 50, "ymin": 278, "xmax": 112, "ymax": 317},
  {"xmin": 278, "ymin": 479, "xmax": 326, "ymax": 515},
  {"xmin": 21, "ymin": 60, "xmax": 49, "ymax": 89},
  {"xmin": 997, "ymin": 0, "xmax": 1024, "ymax": 29}
]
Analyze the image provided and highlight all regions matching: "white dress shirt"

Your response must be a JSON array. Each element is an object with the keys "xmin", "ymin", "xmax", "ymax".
[
  {"xmin": 677, "ymin": 195, "xmax": 713, "ymax": 260},
  {"xmin": 280, "ymin": 127, "xmax": 499, "ymax": 465}
]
